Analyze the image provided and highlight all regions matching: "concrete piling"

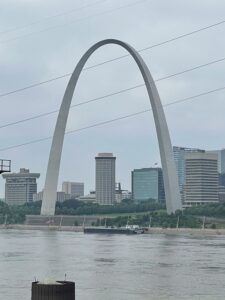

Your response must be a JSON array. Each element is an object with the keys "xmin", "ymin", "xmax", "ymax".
[{"xmin": 31, "ymin": 280, "xmax": 75, "ymax": 300}]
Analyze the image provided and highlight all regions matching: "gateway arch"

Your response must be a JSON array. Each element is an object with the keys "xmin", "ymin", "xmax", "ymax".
[{"xmin": 41, "ymin": 39, "xmax": 181, "ymax": 216}]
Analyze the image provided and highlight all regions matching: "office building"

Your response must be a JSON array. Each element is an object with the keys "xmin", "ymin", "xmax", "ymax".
[
  {"xmin": 115, "ymin": 190, "xmax": 131, "ymax": 203},
  {"xmin": 2, "ymin": 168, "xmax": 40, "ymax": 205},
  {"xmin": 115, "ymin": 183, "xmax": 131, "ymax": 203},
  {"xmin": 132, "ymin": 168, "xmax": 165, "ymax": 202},
  {"xmin": 173, "ymin": 146, "xmax": 204, "ymax": 193},
  {"xmin": 219, "ymin": 173, "xmax": 225, "ymax": 187},
  {"xmin": 78, "ymin": 191, "xmax": 96, "ymax": 203},
  {"xmin": 95, "ymin": 153, "xmax": 116, "ymax": 205},
  {"xmin": 183, "ymin": 152, "xmax": 218, "ymax": 206},
  {"xmin": 62, "ymin": 181, "xmax": 84, "ymax": 197},
  {"xmin": 33, "ymin": 190, "xmax": 74, "ymax": 203},
  {"xmin": 207, "ymin": 150, "xmax": 225, "ymax": 204},
  {"xmin": 218, "ymin": 186, "xmax": 225, "ymax": 202},
  {"xmin": 207, "ymin": 149, "xmax": 225, "ymax": 173}
]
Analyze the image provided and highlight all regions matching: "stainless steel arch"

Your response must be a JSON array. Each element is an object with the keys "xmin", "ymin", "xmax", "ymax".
[{"xmin": 41, "ymin": 39, "xmax": 181, "ymax": 216}]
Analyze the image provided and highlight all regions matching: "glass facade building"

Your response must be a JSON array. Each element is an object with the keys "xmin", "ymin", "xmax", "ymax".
[
  {"xmin": 131, "ymin": 168, "xmax": 165, "ymax": 202},
  {"xmin": 207, "ymin": 149, "xmax": 225, "ymax": 173}
]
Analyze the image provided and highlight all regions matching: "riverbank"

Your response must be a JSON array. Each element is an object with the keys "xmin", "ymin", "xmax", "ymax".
[
  {"xmin": 147, "ymin": 227, "xmax": 225, "ymax": 235},
  {"xmin": 0, "ymin": 224, "xmax": 83, "ymax": 232},
  {"xmin": 1, "ymin": 224, "xmax": 225, "ymax": 235}
]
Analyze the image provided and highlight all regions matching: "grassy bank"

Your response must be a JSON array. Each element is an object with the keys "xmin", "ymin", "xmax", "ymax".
[{"xmin": 1, "ymin": 199, "xmax": 225, "ymax": 229}]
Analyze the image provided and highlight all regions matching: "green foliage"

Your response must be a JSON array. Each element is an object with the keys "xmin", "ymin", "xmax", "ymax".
[
  {"xmin": 184, "ymin": 202, "xmax": 225, "ymax": 218},
  {"xmin": 0, "ymin": 200, "xmax": 40, "ymax": 224},
  {"xmin": 0, "ymin": 199, "xmax": 164, "ymax": 224},
  {"xmin": 92, "ymin": 211, "xmax": 202, "ymax": 228},
  {"xmin": 1, "ymin": 199, "xmax": 224, "ymax": 228},
  {"xmin": 54, "ymin": 199, "xmax": 164, "ymax": 216}
]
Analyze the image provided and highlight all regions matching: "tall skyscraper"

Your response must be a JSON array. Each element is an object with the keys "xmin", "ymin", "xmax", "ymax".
[
  {"xmin": 62, "ymin": 182, "xmax": 84, "ymax": 197},
  {"xmin": 95, "ymin": 153, "xmax": 116, "ymax": 205},
  {"xmin": 184, "ymin": 152, "xmax": 218, "ymax": 206},
  {"xmin": 131, "ymin": 168, "xmax": 165, "ymax": 203},
  {"xmin": 2, "ymin": 168, "xmax": 40, "ymax": 205}
]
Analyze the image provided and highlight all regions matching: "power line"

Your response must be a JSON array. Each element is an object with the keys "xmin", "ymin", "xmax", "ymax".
[
  {"xmin": 1, "ymin": 2, "xmax": 225, "ymax": 46},
  {"xmin": 0, "ymin": 0, "xmax": 107, "ymax": 36},
  {"xmin": 0, "ymin": 0, "xmax": 147, "ymax": 44},
  {"xmin": 0, "ymin": 84, "xmax": 224, "ymax": 152},
  {"xmin": 1, "ymin": 56, "xmax": 225, "ymax": 129},
  {"xmin": 1, "ymin": 18, "xmax": 225, "ymax": 100},
  {"xmin": 0, "ymin": 84, "xmax": 143, "ymax": 129},
  {"xmin": 84, "ymin": 19, "xmax": 225, "ymax": 70},
  {"xmin": 0, "ymin": 53, "xmax": 225, "ymax": 102},
  {"xmin": 0, "ymin": 72, "xmax": 71, "ymax": 99}
]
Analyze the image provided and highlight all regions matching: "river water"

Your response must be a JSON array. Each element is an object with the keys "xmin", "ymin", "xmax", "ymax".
[{"xmin": 0, "ymin": 229, "xmax": 225, "ymax": 299}]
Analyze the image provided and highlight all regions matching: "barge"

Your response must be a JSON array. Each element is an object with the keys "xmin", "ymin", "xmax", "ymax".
[{"xmin": 83, "ymin": 226, "xmax": 144, "ymax": 234}]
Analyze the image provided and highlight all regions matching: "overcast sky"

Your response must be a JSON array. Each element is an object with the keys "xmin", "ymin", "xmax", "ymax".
[{"xmin": 1, "ymin": 0, "xmax": 225, "ymax": 197}]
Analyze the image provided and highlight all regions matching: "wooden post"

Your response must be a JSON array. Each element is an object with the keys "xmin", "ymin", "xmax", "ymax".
[{"xmin": 32, "ymin": 281, "xmax": 75, "ymax": 300}]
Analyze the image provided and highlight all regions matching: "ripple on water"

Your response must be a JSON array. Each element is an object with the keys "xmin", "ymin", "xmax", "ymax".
[{"xmin": 1, "ymin": 230, "xmax": 225, "ymax": 300}]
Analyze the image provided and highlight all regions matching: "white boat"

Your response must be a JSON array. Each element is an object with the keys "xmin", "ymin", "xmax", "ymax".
[{"xmin": 125, "ymin": 225, "xmax": 144, "ymax": 234}]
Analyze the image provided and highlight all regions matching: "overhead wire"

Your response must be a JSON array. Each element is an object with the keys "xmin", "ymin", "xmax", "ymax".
[
  {"xmin": 0, "ymin": 0, "xmax": 147, "ymax": 44},
  {"xmin": 0, "ymin": 0, "xmax": 107, "ymax": 36},
  {"xmin": 0, "ymin": 84, "xmax": 224, "ymax": 152},
  {"xmin": 1, "ymin": 7, "xmax": 225, "ymax": 151},
  {"xmin": 0, "ymin": 55, "xmax": 225, "ymax": 129},
  {"xmin": 1, "ymin": 18, "xmax": 225, "ymax": 100}
]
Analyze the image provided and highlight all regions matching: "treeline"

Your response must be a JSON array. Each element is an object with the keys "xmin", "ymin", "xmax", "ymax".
[
  {"xmin": 94, "ymin": 211, "xmax": 202, "ymax": 228},
  {"xmin": 0, "ymin": 200, "xmax": 40, "ymax": 224},
  {"xmin": 55, "ymin": 199, "xmax": 164, "ymax": 215},
  {"xmin": 1, "ymin": 199, "xmax": 225, "ymax": 226},
  {"xmin": 0, "ymin": 199, "xmax": 164, "ymax": 224},
  {"xmin": 185, "ymin": 202, "xmax": 225, "ymax": 218}
]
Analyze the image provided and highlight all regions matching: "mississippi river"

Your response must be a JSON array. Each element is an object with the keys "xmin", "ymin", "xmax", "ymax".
[{"xmin": 0, "ymin": 229, "xmax": 225, "ymax": 299}]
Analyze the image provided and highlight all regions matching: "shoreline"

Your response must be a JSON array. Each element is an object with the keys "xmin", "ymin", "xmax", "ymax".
[
  {"xmin": 1, "ymin": 224, "xmax": 225, "ymax": 235},
  {"xmin": 0, "ymin": 224, "xmax": 83, "ymax": 232}
]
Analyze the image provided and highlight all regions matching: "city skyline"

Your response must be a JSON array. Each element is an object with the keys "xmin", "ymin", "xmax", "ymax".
[
  {"xmin": 1, "ymin": 2, "xmax": 225, "ymax": 299},
  {"xmin": 1, "ymin": 1, "xmax": 225, "ymax": 200},
  {"xmin": 40, "ymin": 38, "xmax": 181, "ymax": 215},
  {"xmin": 2, "ymin": 146, "xmax": 225, "ymax": 198},
  {"xmin": 2, "ymin": 145, "xmax": 225, "ymax": 206}
]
